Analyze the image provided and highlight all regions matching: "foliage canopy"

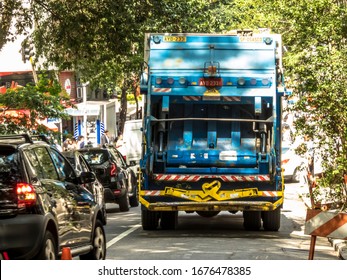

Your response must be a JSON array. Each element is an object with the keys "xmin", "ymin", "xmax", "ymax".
[{"xmin": 1, "ymin": 0, "xmax": 347, "ymax": 208}]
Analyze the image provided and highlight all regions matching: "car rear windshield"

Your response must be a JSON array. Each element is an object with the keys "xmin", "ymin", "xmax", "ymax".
[
  {"xmin": 80, "ymin": 150, "xmax": 109, "ymax": 165},
  {"xmin": 0, "ymin": 146, "xmax": 22, "ymax": 184}
]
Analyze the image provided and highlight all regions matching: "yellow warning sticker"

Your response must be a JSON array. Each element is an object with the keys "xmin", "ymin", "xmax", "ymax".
[{"xmin": 203, "ymin": 88, "xmax": 220, "ymax": 101}]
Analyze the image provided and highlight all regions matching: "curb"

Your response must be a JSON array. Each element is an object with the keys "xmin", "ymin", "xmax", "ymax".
[{"xmin": 328, "ymin": 238, "xmax": 347, "ymax": 260}]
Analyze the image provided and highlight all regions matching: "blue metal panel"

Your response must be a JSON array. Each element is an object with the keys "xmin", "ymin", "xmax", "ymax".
[
  {"xmin": 162, "ymin": 96, "xmax": 169, "ymax": 112},
  {"xmin": 149, "ymin": 49, "xmax": 275, "ymax": 71},
  {"xmin": 143, "ymin": 33, "xmax": 283, "ymax": 191},
  {"xmin": 231, "ymin": 107, "xmax": 240, "ymax": 148}
]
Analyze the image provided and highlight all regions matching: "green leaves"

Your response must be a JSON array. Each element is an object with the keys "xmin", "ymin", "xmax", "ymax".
[{"xmin": 0, "ymin": 73, "xmax": 71, "ymax": 135}]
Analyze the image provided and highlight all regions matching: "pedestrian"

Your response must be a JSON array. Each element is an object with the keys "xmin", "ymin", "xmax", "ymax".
[
  {"xmin": 101, "ymin": 130, "xmax": 110, "ymax": 146},
  {"xmin": 63, "ymin": 138, "xmax": 76, "ymax": 151},
  {"xmin": 116, "ymin": 134, "xmax": 123, "ymax": 148},
  {"xmin": 77, "ymin": 135, "xmax": 85, "ymax": 149}
]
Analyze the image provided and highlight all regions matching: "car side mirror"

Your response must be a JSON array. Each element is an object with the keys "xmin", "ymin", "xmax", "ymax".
[{"xmin": 80, "ymin": 171, "xmax": 96, "ymax": 184}]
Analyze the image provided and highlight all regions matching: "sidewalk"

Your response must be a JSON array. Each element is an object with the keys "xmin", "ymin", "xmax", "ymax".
[
  {"xmin": 296, "ymin": 185, "xmax": 347, "ymax": 260},
  {"xmin": 329, "ymin": 238, "xmax": 347, "ymax": 260}
]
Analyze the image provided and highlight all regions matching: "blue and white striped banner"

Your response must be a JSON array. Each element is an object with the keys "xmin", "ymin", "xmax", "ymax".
[
  {"xmin": 74, "ymin": 123, "xmax": 79, "ymax": 140},
  {"xmin": 100, "ymin": 122, "xmax": 105, "ymax": 134}
]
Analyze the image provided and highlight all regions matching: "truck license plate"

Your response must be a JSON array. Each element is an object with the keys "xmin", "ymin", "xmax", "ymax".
[{"xmin": 199, "ymin": 78, "xmax": 223, "ymax": 87}]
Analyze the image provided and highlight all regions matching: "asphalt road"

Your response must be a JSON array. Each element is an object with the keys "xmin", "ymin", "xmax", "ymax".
[{"xmin": 103, "ymin": 182, "xmax": 339, "ymax": 260}]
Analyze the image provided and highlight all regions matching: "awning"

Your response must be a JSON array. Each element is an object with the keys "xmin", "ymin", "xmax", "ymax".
[
  {"xmin": 37, "ymin": 119, "xmax": 59, "ymax": 132},
  {"xmin": 65, "ymin": 104, "xmax": 100, "ymax": 116}
]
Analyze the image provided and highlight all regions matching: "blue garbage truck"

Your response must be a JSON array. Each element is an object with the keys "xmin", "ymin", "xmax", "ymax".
[{"xmin": 139, "ymin": 30, "xmax": 287, "ymax": 231}]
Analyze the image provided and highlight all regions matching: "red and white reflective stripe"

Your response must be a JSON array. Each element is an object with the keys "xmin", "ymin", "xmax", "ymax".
[
  {"xmin": 153, "ymin": 88, "xmax": 172, "ymax": 92},
  {"xmin": 183, "ymin": 96, "xmax": 201, "ymax": 101},
  {"xmin": 304, "ymin": 209, "xmax": 347, "ymax": 239},
  {"xmin": 155, "ymin": 174, "xmax": 201, "ymax": 182},
  {"xmin": 262, "ymin": 191, "xmax": 280, "ymax": 197},
  {"xmin": 223, "ymin": 96, "xmax": 241, "ymax": 102},
  {"xmin": 143, "ymin": 191, "xmax": 161, "ymax": 196},
  {"xmin": 220, "ymin": 175, "xmax": 270, "ymax": 182},
  {"xmin": 154, "ymin": 174, "xmax": 270, "ymax": 182}
]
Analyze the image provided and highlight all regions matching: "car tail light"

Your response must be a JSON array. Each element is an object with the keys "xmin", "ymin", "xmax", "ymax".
[
  {"xmin": 16, "ymin": 183, "xmax": 36, "ymax": 207},
  {"xmin": 110, "ymin": 163, "xmax": 117, "ymax": 176},
  {"xmin": 113, "ymin": 189, "xmax": 121, "ymax": 195},
  {"xmin": 281, "ymin": 159, "xmax": 290, "ymax": 165}
]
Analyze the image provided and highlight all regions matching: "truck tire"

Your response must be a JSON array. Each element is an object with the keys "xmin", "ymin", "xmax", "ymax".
[
  {"xmin": 142, "ymin": 209, "xmax": 159, "ymax": 230},
  {"xmin": 243, "ymin": 211, "xmax": 261, "ymax": 230},
  {"xmin": 196, "ymin": 211, "xmax": 220, "ymax": 218},
  {"xmin": 262, "ymin": 207, "xmax": 281, "ymax": 231},
  {"xmin": 160, "ymin": 211, "xmax": 178, "ymax": 230}
]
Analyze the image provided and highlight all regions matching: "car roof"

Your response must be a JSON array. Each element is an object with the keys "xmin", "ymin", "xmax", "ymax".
[
  {"xmin": 0, "ymin": 134, "xmax": 53, "ymax": 150},
  {"xmin": 0, "ymin": 134, "xmax": 33, "ymax": 146}
]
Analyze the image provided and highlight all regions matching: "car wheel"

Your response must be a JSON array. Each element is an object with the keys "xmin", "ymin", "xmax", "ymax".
[
  {"xmin": 80, "ymin": 220, "xmax": 106, "ymax": 260},
  {"xmin": 36, "ymin": 231, "xmax": 57, "ymax": 260},
  {"xmin": 118, "ymin": 190, "xmax": 130, "ymax": 212},
  {"xmin": 129, "ymin": 183, "xmax": 139, "ymax": 207}
]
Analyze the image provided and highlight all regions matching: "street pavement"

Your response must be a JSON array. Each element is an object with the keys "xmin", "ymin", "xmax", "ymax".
[
  {"xmin": 329, "ymin": 238, "xmax": 347, "ymax": 260},
  {"xmin": 295, "ymin": 180, "xmax": 347, "ymax": 260}
]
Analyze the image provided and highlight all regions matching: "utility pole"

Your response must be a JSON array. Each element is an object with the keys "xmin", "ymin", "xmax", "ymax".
[{"xmin": 82, "ymin": 82, "xmax": 90, "ymax": 140}]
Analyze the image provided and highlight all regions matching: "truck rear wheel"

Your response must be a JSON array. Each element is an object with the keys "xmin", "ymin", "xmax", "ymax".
[
  {"xmin": 160, "ymin": 211, "xmax": 178, "ymax": 230},
  {"xmin": 243, "ymin": 211, "xmax": 261, "ymax": 230},
  {"xmin": 141, "ymin": 209, "xmax": 159, "ymax": 230},
  {"xmin": 262, "ymin": 207, "xmax": 281, "ymax": 231}
]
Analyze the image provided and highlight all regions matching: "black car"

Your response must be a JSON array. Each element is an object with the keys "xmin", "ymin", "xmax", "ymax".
[
  {"xmin": 0, "ymin": 134, "xmax": 106, "ymax": 260},
  {"xmin": 62, "ymin": 150, "xmax": 107, "ymax": 225},
  {"xmin": 79, "ymin": 145, "xmax": 138, "ymax": 212}
]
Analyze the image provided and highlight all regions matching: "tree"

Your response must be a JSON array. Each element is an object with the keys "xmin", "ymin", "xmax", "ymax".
[
  {"xmin": 0, "ymin": 0, "xmax": 23, "ymax": 51},
  {"xmin": 1, "ymin": 0, "xmax": 234, "ymax": 134},
  {"xmin": 271, "ymin": 0, "xmax": 347, "ymax": 210},
  {"xmin": 3, "ymin": 2, "xmax": 346, "ymax": 211},
  {"xmin": 0, "ymin": 73, "xmax": 72, "ymax": 135}
]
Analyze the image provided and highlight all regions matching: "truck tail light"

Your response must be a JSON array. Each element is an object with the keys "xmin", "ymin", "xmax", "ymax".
[
  {"xmin": 178, "ymin": 77, "xmax": 186, "ymax": 85},
  {"xmin": 16, "ymin": 183, "xmax": 36, "ymax": 207},
  {"xmin": 110, "ymin": 163, "xmax": 117, "ymax": 176},
  {"xmin": 167, "ymin": 77, "xmax": 174, "ymax": 85}
]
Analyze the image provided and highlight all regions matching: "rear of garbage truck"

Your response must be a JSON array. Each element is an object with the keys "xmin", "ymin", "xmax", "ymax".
[{"xmin": 139, "ymin": 31, "xmax": 286, "ymax": 231}]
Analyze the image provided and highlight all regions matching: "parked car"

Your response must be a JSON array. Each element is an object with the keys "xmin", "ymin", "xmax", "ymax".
[
  {"xmin": 78, "ymin": 145, "xmax": 138, "ymax": 212},
  {"xmin": 0, "ymin": 134, "xmax": 106, "ymax": 260},
  {"xmin": 62, "ymin": 150, "xmax": 107, "ymax": 225},
  {"xmin": 281, "ymin": 144, "xmax": 306, "ymax": 183},
  {"xmin": 108, "ymin": 145, "xmax": 139, "ymax": 206}
]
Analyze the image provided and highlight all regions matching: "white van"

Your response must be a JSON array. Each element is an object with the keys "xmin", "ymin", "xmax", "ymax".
[{"xmin": 118, "ymin": 119, "xmax": 143, "ymax": 168}]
